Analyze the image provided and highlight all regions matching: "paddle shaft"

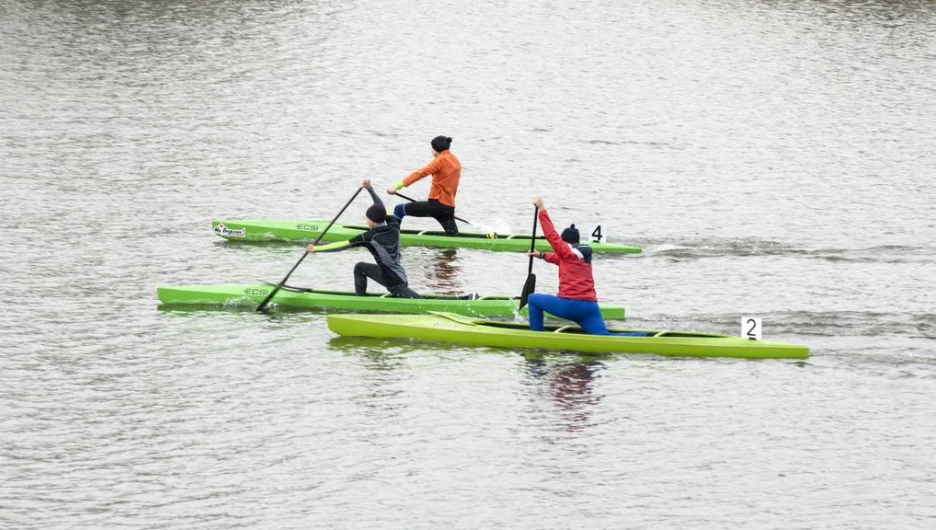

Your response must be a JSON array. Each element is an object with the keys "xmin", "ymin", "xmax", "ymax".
[
  {"xmin": 394, "ymin": 192, "xmax": 471, "ymax": 225},
  {"xmin": 255, "ymin": 187, "xmax": 363, "ymax": 312},
  {"xmin": 518, "ymin": 207, "xmax": 539, "ymax": 310},
  {"xmin": 527, "ymin": 207, "xmax": 539, "ymax": 274}
]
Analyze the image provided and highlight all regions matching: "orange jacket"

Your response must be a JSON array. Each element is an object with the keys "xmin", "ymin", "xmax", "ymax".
[{"xmin": 402, "ymin": 150, "xmax": 461, "ymax": 207}]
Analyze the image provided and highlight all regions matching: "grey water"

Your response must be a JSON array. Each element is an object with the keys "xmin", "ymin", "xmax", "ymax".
[{"xmin": 1, "ymin": 0, "xmax": 935, "ymax": 528}]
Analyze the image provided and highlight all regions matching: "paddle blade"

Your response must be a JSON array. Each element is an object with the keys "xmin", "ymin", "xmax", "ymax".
[
  {"xmin": 518, "ymin": 273, "xmax": 536, "ymax": 310},
  {"xmin": 255, "ymin": 284, "xmax": 281, "ymax": 312}
]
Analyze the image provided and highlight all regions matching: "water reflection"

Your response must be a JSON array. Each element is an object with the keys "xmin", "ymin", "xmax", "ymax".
[
  {"xmin": 327, "ymin": 336, "xmax": 415, "ymax": 372},
  {"xmin": 525, "ymin": 355, "xmax": 608, "ymax": 432},
  {"xmin": 423, "ymin": 248, "xmax": 464, "ymax": 295}
]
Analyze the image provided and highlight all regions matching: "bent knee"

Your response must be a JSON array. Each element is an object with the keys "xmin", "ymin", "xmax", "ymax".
[{"xmin": 527, "ymin": 293, "xmax": 548, "ymax": 306}]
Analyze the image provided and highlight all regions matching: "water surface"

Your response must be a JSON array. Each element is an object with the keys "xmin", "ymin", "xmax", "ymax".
[{"xmin": 2, "ymin": 0, "xmax": 935, "ymax": 528}]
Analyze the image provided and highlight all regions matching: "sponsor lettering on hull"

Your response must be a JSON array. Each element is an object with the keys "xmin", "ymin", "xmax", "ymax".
[{"xmin": 213, "ymin": 223, "xmax": 247, "ymax": 237}]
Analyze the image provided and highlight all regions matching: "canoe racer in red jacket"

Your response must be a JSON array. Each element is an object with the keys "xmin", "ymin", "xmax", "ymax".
[{"xmin": 526, "ymin": 195, "xmax": 628, "ymax": 335}]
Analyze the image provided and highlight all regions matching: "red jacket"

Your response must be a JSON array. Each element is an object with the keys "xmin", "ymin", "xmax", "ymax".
[{"xmin": 539, "ymin": 209, "xmax": 598, "ymax": 302}]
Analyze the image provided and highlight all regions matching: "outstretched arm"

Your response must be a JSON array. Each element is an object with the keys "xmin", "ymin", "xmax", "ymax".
[
  {"xmin": 362, "ymin": 179, "xmax": 383, "ymax": 209},
  {"xmin": 534, "ymin": 197, "xmax": 578, "ymax": 261},
  {"xmin": 306, "ymin": 233, "xmax": 367, "ymax": 253},
  {"xmin": 403, "ymin": 157, "xmax": 442, "ymax": 186}
]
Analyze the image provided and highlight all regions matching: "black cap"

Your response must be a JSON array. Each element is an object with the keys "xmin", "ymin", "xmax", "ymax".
[
  {"xmin": 561, "ymin": 224, "xmax": 580, "ymax": 244},
  {"xmin": 366, "ymin": 204, "xmax": 386, "ymax": 222},
  {"xmin": 431, "ymin": 136, "xmax": 452, "ymax": 152}
]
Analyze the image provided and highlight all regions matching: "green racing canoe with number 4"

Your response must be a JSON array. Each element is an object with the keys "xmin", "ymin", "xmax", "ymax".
[
  {"xmin": 156, "ymin": 283, "xmax": 626, "ymax": 319},
  {"xmin": 327, "ymin": 312, "xmax": 809, "ymax": 359},
  {"xmin": 211, "ymin": 219, "xmax": 641, "ymax": 254}
]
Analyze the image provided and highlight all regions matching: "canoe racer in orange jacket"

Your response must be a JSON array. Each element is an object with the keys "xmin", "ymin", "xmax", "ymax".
[{"xmin": 386, "ymin": 136, "xmax": 461, "ymax": 236}]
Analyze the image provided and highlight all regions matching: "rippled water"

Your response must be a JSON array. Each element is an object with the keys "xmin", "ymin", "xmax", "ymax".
[{"xmin": 2, "ymin": 0, "xmax": 935, "ymax": 528}]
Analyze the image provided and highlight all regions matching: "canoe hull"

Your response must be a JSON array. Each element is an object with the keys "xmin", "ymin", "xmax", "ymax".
[
  {"xmin": 156, "ymin": 284, "xmax": 626, "ymax": 319},
  {"xmin": 211, "ymin": 219, "xmax": 641, "ymax": 254},
  {"xmin": 327, "ymin": 313, "xmax": 809, "ymax": 359}
]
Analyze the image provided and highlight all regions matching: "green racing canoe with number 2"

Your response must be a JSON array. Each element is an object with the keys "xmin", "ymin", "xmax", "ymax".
[
  {"xmin": 211, "ymin": 219, "xmax": 641, "ymax": 254},
  {"xmin": 327, "ymin": 312, "xmax": 809, "ymax": 359}
]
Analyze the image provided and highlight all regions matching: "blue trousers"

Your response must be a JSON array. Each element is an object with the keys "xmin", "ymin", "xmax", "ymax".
[
  {"xmin": 527, "ymin": 293, "xmax": 647, "ymax": 336},
  {"xmin": 528, "ymin": 293, "xmax": 610, "ymax": 334}
]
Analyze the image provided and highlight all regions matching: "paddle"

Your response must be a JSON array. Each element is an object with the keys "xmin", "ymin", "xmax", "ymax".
[
  {"xmin": 255, "ymin": 188, "xmax": 363, "ymax": 312},
  {"xmin": 394, "ymin": 191, "xmax": 472, "ymax": 225},
  {"xmin": 518, "ymin": 207, "xmax": 539, "ymax": 310}
]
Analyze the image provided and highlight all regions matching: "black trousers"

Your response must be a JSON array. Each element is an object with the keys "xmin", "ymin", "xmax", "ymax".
[
  {"xmin": 353, "ymin": 262, "xmax": 421, "ymax": 298},
  {"xmin": 404, "ymin": 199, "xmax": 459, "ymax": 236}
]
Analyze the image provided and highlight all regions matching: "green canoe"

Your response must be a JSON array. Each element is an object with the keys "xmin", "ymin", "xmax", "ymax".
[
  {"xmin": 327, "ymin": 312, "xmax": 810, "ymax": 359},
  {"xmin": 156, "ymin": 284, "xmax": 626, "ymax": 319},
  {"xmin": 211, "ymin": 219, "xmax": 641, "ymax": 254}
]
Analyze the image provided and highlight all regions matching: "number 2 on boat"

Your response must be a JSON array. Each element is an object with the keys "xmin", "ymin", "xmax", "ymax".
[{"xmin": 742, "ymin": 317, "xmax": 762, "ymax": 341}]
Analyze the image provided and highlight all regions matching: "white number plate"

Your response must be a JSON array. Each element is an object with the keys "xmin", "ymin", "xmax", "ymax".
[
  {"xmin": 742, "ymin": 317, "xmax": 762, "ymax": 341},
  {"xmin": 587, "ymin": 224, "xmax": 607, "ymax": 244}
]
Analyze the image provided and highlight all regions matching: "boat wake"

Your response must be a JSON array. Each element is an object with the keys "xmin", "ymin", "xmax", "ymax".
[
  {"xmin": 628, "ymin": 238, "xmax": 936, "ymax": 264},
  {"xmin": 630, "ymin": 310, "xmax": 936, "ymax": 340}
]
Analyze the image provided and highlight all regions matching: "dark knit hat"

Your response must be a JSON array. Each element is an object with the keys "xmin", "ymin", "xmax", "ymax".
[
  {"xmin": 561, "ymin": 224, "xmax": 580, "ymax": 244},
  {"xmin": 431, "ymin": 136, "xmax": 452, "ymax": 152},
  {"xmin": 366, "ymin": 204, "xmax": 386, "ymax": 222}
]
